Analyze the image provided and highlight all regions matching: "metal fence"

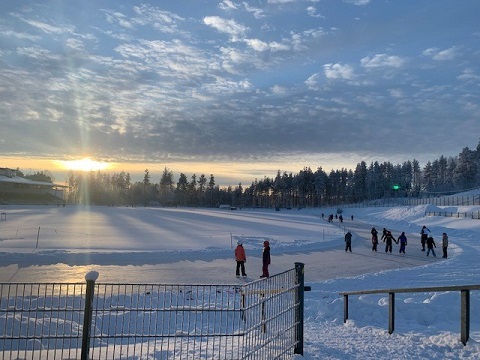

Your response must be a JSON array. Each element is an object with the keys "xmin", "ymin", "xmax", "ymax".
[
  {"xmin": 425, "ymin": 211, "xmax": 480, "ymax": 219},
  {"xmin": 0, "ymin": 264, "xmax": 306, "ymax": 359},
  {"xmin": 340, "ymin": 194, "xmax": 480, "ymax": 209}
]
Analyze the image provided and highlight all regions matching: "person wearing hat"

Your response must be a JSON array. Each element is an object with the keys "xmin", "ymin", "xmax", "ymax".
[
  {"xmin": 235, "ymin": 240, "xmax": 247, "ymax": 277},
  {"xmin": 260, "ymin": 240, "xmax": 271, "ymax": 278}
]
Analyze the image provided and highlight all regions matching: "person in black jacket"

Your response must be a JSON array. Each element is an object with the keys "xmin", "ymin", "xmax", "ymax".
[
  {"xmin": 371, "ymin": 227, "xmax": 379, "ymax": 252},
  {"xmin": 383, "ymin": 230, "xmax": 397, "ymax": 253},
  {"xmin": 344, "ymin": 231, "xmax": 353, "ymax": 252},
  {"xmin": 426, "ymin": 236, "xmax": 437, "ymax": 257},
  {"xmin": 260, "ymin": 241, "xmax": 271, "ymax": 278}
]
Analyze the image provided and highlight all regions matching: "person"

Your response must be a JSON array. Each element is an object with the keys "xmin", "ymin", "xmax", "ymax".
[
  {"xmin": 371, "ymin": 227, "xmax": 378, "ymax": 252},
  {"xmin": 339, "ymin": 215, "xmax": 343, "ymax": 223},
  {"xmin": 351, "ymin": 215, "xmax": 354, "ymax": 221},
  {"xmin": 383, "ymin": 230, "xmax": 396, "ymax": 253},
  {"xmin": 234, "ymin": 240, "xmax": 247, "ymax": 277},
  {"xmin": 381, "ymin": 228, "xmax": 387, "ymax": 242},
  {"xmin": 442, "ymin": 232, "xmax": 448, "ymax": 258},
  {"xmin": 426, "ymin": 236, "xmax": 437, "ymax": 257},
  {"xmin": 344, "ymin": 231, "xmax": 352, "ymax": 252},
  {"xmin": 420, "ymin": 226, "xmax": 430, "ymax": 251},
  {"xmin": 260, "ymin": 240, "xmax": 271, "ymax": 278},
  {"xmin": 398, "ymin": 232, "xmax": 407, "ymax": 254}
]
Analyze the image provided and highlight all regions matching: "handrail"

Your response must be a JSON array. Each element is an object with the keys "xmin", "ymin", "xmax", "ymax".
[{"xmin": 340, "ymin": 284, "xmax": 480, "ymax": 345}]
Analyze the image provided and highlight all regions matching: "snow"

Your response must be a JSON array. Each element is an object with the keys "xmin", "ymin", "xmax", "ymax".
[{"xmin": 1, "ymin": 190, "xmax": 480, "ymax": 359}]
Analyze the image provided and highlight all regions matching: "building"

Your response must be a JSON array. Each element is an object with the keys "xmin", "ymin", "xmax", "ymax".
[{"xmin": 0, "ymin": 167, "xmax": 68, "ymax": 204}]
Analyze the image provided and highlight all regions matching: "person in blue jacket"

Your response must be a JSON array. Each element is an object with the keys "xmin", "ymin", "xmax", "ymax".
[{"xmin": 398, "ymin": 232, "xmax": 407, "ymax": 254}]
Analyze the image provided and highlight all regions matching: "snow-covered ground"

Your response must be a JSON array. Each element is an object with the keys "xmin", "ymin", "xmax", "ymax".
[{"xmin": 1, "ymin": 190, "xmax": 480, "ymax": 359}]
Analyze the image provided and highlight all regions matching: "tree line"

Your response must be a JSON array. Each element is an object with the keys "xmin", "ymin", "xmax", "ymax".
[{"xmin": 16, "ymin": 140, "xmax": 480, "ymax": 207}]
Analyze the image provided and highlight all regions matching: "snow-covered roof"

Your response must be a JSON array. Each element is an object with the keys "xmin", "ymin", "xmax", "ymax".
[{"xmin": 0, "ymin": 175, "xmax": 67, "ymax": 188}]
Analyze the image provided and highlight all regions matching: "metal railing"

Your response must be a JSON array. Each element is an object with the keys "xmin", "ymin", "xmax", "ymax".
[
  {"xmin": 425, "ymin": 211, "xmax": 480, "ymax": 219},
  {"xmin": 0, "ymin": 263, "xmax": 308, "ymax": 359},
  {"xmin": 340, "ymin": 284, "xmax": 480, "ymax": 345}
]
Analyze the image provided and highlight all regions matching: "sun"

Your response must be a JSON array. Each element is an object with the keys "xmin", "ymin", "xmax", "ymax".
[{"xmin": 57, "ymin": 157, "xmax": 110, "ymax": 172}]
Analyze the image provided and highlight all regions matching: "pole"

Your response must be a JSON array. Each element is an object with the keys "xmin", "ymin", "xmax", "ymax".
[
  {"xmin": 81, "ymin": 271, "xmax": 99, "ymax": 360},
  {"xmin": 294, "ymin": 262, "xmax": 305, "ymax": 355}
]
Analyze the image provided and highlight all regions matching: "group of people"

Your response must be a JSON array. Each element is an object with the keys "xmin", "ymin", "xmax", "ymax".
[
  {"xmin": 234, "ymin": 240, "xmax": 271, "ymax": 278},
  {"xmin": 368, "ymin": 225, "xmax": 449, "ymax": 258},
  {"xmin": 323, "ymin": 213, "xmax": 354, "ymax": 223},
  {"xmin": 237, "ymin": 223, "xmax": 449, "ymax": 278},
  {"xmin": 420, "ymin": 226, "xmax": 449, "ymax": 258}
]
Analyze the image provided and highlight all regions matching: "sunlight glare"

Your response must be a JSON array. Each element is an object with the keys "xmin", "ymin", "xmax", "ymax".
[{"xmin": 58, "ymin": 158, "xmax": 110, "ymax": 172}]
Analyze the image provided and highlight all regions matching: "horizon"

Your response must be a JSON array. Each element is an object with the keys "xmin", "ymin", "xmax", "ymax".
[{"xmin": 4, "ymin": 139, "xmax": 476, "ymax": 187}]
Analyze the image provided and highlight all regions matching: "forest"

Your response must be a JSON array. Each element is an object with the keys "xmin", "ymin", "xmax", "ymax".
[{"xmin": 19, "ymin": 140, "xmax": 480, "ymax": 208}]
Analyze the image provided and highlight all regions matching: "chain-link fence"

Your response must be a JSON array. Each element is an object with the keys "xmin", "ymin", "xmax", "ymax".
[{"xmin": 0, "ymin": 264, "xmax": 307, "ymax": 359}]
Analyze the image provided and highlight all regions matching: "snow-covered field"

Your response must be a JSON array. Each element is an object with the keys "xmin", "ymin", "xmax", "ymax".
[{"xmin": 1, "ymin": 190, "xmax": 480, "ymax": 359}]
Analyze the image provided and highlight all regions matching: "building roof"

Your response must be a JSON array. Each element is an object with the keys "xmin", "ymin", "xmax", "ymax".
[{"xmin": 0, "ymin": 175, "xmax": 68, "ymax": 188}]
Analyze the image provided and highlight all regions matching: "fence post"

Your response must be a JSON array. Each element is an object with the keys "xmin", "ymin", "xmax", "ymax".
[
  {"xmin": 81, "ymin": 271, "xmax": 99, "ymax": 360},
  {"xmin": 388, "ymin": 292, "xmax": 395, "ymax": 334},
  {"xmin": 461, "ymin": 289, "xmax": 470, "ymax": 345},
  {"xmin": 294, "ymin": 262, "xmax": 305, "ymax": 355}
]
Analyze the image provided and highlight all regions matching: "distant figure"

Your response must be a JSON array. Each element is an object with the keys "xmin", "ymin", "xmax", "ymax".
[
  {"xmin": 260, "ymin": 241, "xmax": 271, "ymax": 278},
  {"xmin": 335, "ymin": 214, "xmax": 338, "ymax": 219},
  {"xmin": 420, "ymin": 226, "xmax": 430, "ymax": 251},
  {"xmin": 321, "ymin": 213, "xmax": 324, "ymax": 219},
  {"xmin": 351, "ymin": 215, "xmax": 354, "ymax": 221},
  {"xmin": 442, "ymin": 233, "xmax": 448, "ymax": 258},
  {"xmin": 234, "ymin": 241, "xmax": 247, "ymax": 277},
  {"xmin": 371, "ymin": 227, "xmax": 379, "ymax": 252},
  {"xmin": 398, "ymin": 232, "xmax": 408, "ymax": 254},
  {"xmin": 383, "ymin": 231, "xmax": 396, "ymax": 253},
  {"xmin": 339, "ymin": 215, "xmax": 343, "ymax": 223},
  {"xmin": 426, "ymin": 236, "xmax": 437, "ymax": 257},
  {"xmin": 344, "ymin": 231, "xmax": 353, "ymax": 252}
]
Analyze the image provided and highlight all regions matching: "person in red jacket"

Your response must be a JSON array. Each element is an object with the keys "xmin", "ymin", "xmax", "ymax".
[{"xmin": 235, "ymin": 241, "xmax": 247, "ymax": 277}]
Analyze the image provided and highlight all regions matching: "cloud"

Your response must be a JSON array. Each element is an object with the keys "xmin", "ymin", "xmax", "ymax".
[
  {"xmin": 323, "ymin": 63, "xmax": 355, "ymax": 80},
  {"xmin": 203, "ymin": 16, "xmax": 249, "ymax": 40},
  {"xmin": 307, "ymin": 6, "xmax": 325, "ymax": 18},
  {"xmin": 343, "ymin": 0, "xmax": 371, "ymax": 5},
  {"xmin": 457, "ymin": 68, "xmax": 480, "ymax": 81},
  {"xmin": 305, "ymin": 73, "xmax": 321, "ymax": 90},
  {"xmin": 243, "ymin": 3, "xmax": 265, "ymax": 19},
  {"xmin": 361, "ymin": 54, "xmax": 406, "ymax": 69},
  {"xmin": 219, "ymin": 0, "xmax": 239, "ymax": 10},
  {"xmin": 132, "ymin": 5, "xmax": 185, "ymax": 34},
  {"xmin": 422, "ymin": 46, "xmax": 459, "ymax": 61}
]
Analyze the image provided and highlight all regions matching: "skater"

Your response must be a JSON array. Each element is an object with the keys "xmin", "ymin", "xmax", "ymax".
[
  {"xmin": 345, "ymin": 231, "xmax": 352, "ymax": 252},
  {"xmin": 383, "ymin": 230, "xmax": 396, "ymax": 253},
  {"xmin": 420, "ymin": 226, "xmax": 430, "ymax": 251},
  {"xmin": 398, "ymin": 232, "xmax": 407, "ymax": 254},
  {"xmin": 351, "ymin": 215, "xmax": 354, "ymax": 221},
  {"xmin": 426, "ymin": 236, "xmax": 437, "ymax": 257},
  {"xmin": 381, "ymin": 228, "xmax": 388, "ymax": 242},
  {"xmin": 260, "ymin": 240, "xmax": 271, "ymax": 278},
  {"xmin": 339, "ymin": 214, "xmax": 343, "ymax": 223},
  {"xmin": 442, "ymin": 232, "xmax": 448, "ymax": 258},
  {"xmin": 371, "ymin": 227, "xmax": 379, "ymax": 252},
  {"xmin": 234, "ymin": 240, "xmax": 247, "ymax": 277}
]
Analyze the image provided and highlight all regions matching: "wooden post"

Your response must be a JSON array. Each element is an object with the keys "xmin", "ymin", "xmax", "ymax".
[{"xmin": 388, "ymin": 292, "xmax": 395, "ymax": 334}]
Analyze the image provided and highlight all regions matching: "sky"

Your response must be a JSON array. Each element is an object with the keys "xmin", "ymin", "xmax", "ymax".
[
  {"xmin": 1, "ymin": 1, "xmax": 479, "ymax": 186},
  {"xmin": 1, "ymin": 188, "xmax": 480, "ymax": 358}
]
